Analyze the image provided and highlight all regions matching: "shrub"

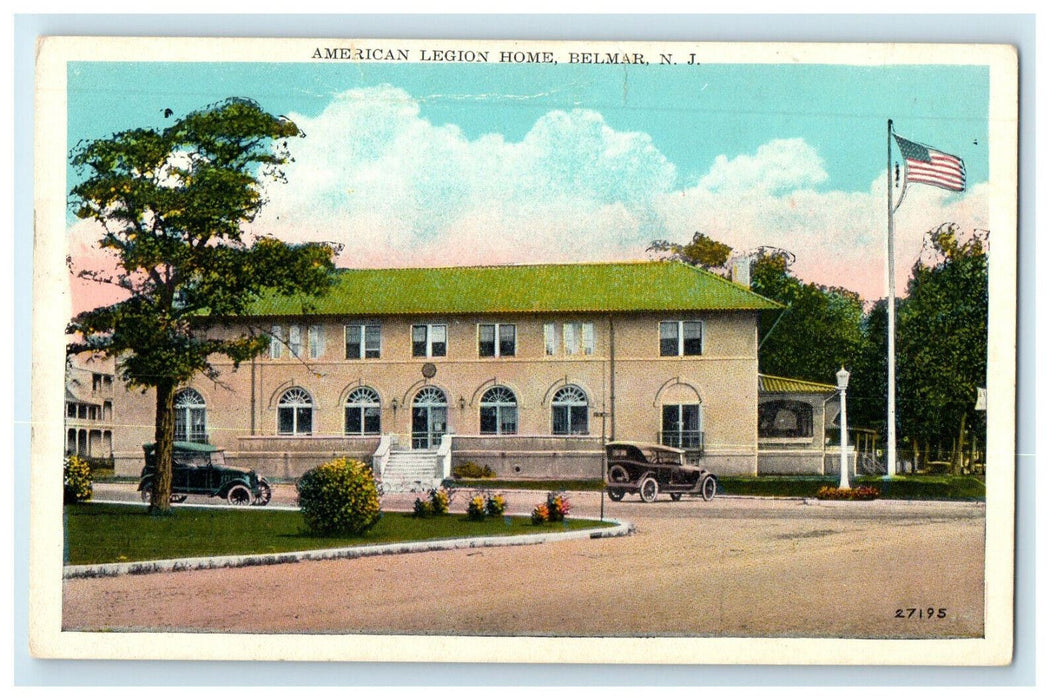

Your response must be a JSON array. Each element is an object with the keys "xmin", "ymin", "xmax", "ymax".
[
  {"xmin": 452, "ymin": 461, "xmax": 495, "ymax": 479},
  {"xmin": 817, "ymin": 485, "xmax": 881, "ymax": 501},
  {"xmin": 486, "ymin": 493, "xmax": 507, "ymax": 517},
  {"xmin": 412, "ymin": 495, "xmax": 432, "ymax": 518},
  {"xmin": 430, "ymin": 487, "xmax": 451, "ymax": 515},
  {"xmin": 466, "ymin": 494, "xmax": 487, "ymax": 521},
  {"xmin": 296, "ymin": 457, "xmax": 381, "ymax": 535},
  {"xmin": 63, "ymin": 455, "xmax": 92, "ymax": 504},
  {"xmin": 546, "ymin": 492, "xmax": 571, "ymax": 522},
  {"xmin": 531, "ymin": 503, "xmax": 550, "ymax": 525}
]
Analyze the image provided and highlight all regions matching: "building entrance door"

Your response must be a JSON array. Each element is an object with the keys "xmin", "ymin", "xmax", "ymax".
[{"xmin": 411, "ymin": 387, "xmax": 448, "ymax": 449}]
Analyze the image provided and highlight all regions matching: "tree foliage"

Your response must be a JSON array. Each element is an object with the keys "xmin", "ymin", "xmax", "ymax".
[
  {"xmin": 894, "ymin": 224, "xmax": 988, "ymax": 468},
  {"xmin": 67, "ymin": 98, "xmax": 338, "ymax": 512},
  {"xmin": 647, "ymin": 232, "xmax": 733, "ymax": 271}
]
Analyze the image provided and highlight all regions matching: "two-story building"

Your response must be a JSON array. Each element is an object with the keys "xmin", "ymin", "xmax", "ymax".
[
  {"xmin": 107, "ymin": 261, "xmax": 786, "ymax": 484},
  {"xmin": 64, "ymin": 355, "xmax": 116, "ymax": 460}
]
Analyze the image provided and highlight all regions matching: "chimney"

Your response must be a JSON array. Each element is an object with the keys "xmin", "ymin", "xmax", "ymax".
[{"xmin": 731, "ymin": 256, "xmax": 751, "ymax": 288}]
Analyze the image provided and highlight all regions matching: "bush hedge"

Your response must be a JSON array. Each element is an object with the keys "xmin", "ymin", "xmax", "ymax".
[
  {"xmin": 452, "ymin": 461, "xmax": 495, "ymax": 479},
  {"xmin": 64, "ymin": 455, "xmax": 93, "ymax": 504},
  {"xmin": 296, "ymin": 457, "xmax": 381, "ymax": 536}
]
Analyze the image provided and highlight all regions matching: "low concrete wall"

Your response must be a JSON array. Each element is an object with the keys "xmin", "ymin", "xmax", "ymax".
[
  {"xmin": 452, "ymin": 435, "xmax": 603, "ymax": 479},
  {"xmin": 699, "ymin": 452, "xmax": 757, "ymax": 477},
  {"xmin": 758, "ymin": 448, "xmax": 858, "ymax": 476},
  {"xmin": 231, "ymin": 436, "xmax": 381, "ymax": 480}
]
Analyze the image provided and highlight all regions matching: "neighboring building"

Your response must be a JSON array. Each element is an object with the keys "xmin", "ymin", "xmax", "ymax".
[
  {"xmin": 64, "ymin": 354, "xmax": 116, "ymax": 460},
  {"xmin": 108, "ymin": 261, "xmax": 783, "ymax": 485},
  {"xmin": 757, "ymin": 374, "xmax": 855, "ymax": 476}
]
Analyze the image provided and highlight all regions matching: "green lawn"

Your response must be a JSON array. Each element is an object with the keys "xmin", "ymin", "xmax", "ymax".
[
  {"xmin": 64, "ymin": 503, "xmax": 604, "ymax": 566},
  {"xmin": 716, "ymin": 474, "xmax": 986, "ymax": 500}
]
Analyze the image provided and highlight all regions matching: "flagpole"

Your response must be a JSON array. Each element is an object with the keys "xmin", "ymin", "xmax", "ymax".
[{"xmin": 886, "ymin": 119, "xmax": 897, "ymax": 478}]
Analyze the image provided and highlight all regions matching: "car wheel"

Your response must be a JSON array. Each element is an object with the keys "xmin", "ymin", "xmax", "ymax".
[
  {"xmin": 670, "ymin": 493, "xmax": 682, "ymax": 501},
  {"xmin": 608, "ymin": 465, "xmax": 630, "ymax": 483},
  {"xmin": 639, "ymin": 476, "xmax": 659, "ymax": 503},
  {"xmin": 227, "ymin": 484, "xmax": 252, "ymax": 506},
  {"xmin": 607, "ymin": 488, "xmax": 625, "ymax": 502},
  {"xmin": 254, "ymin": 479, "xmax": 272, "ymax": 506},
  {"xmin": 140, "ymin": 487, "xmax": 151, "ymax": 503},
  {"xmin": 701, "ymin": 475, "xmax": 718, "ymax": 502},
  {"xmin": 171, "ymin": 494, "xmax": 188, "ymax": 504}
]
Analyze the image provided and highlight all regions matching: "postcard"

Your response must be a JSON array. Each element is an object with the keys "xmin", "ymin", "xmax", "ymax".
[{"xmin": 32, "ymin": 37, "xmax": 1017, "ymax": 665}]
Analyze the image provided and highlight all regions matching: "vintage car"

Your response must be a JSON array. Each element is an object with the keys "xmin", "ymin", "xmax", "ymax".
[
  {"xmin": 605, "ymin": 442, "xmax": 718, "ymax": 503},
  {"xmin": 138, "ymin": 442, "xmax": 272, "ymax": 506}
]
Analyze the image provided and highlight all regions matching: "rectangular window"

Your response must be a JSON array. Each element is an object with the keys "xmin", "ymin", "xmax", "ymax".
[
  {"xmin": 67, "ymin": 403, "xmax": 77, "ymax": 418},
  {"xmin": 479, "ymin": 324, "xmax": 517, "ymax": 357},
  {"xmin": 563, "ymin": 323, "xmax": 580, "ymax": 355},
  {"xmin": 662, "ymin": 404, "xmax": 701, "ymax": 448},
  {"xmin": 412, "ymin": 324, "xmax": 447, "ymax": 358},
  {"xmin": 288, "ymin": 325, "xmax": 302, "ymax": 358},
  {"xmin": 660, "ymin": 320, "xmax": 704, "ymax": 356},
  {"xmin": 270, "ymin": 325, "xmax": 283, "ymax": 359},
  {"xmin": 308, "ymin": 325, "xmax": 324, "ymax": 359},
  {"xmin": 544, "ymin": 323, "xmax": 556, "ymax": 356},
  {"xmin": 345, "ymin": 324, "xmax": 382, "ymax": 360},
  {"xmin": 582, "ymin": 322, "xmax": 595, "ymax": 355}
]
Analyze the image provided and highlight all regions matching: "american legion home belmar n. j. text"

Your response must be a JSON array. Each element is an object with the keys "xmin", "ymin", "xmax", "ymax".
[{"xmin": 73, "ymin": 260, "xmax": 863, "ymax": 489}]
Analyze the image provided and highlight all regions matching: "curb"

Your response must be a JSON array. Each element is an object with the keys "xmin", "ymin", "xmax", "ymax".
[
  {"xmin": 801, "ymin": 498, "xmax": 985, "ymax": 508},
  {"xmin": 63, "ymin": 515, "xmax": 633, "ymax": 579}
]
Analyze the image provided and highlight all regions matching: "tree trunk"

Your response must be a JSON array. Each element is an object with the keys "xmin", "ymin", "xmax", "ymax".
[
  {"xmin": 912, "ymin": 437, "xmax": 920, "ymax": 474},
  {"xmin": 150, "ymin": 379, "xmax": 176, "ymax": 514},
  {"xmin": 956, "ymin": 412, "xmax": 967, "ymax": 475}
]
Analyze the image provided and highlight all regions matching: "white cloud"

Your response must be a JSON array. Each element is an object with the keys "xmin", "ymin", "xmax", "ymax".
[{"xmin": 69, "ymin": 85, "xmax": 990, "ymax": 311}]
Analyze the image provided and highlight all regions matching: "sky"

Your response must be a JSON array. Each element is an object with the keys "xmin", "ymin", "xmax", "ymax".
[{"xmin": 65, "ymin": 60, "xmax": 991, "ymax": 309}]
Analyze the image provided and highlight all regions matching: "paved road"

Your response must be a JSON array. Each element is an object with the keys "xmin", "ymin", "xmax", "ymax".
[{"xmin": 65, "ymin": 484, "xmax": 985, "ymax": 639}]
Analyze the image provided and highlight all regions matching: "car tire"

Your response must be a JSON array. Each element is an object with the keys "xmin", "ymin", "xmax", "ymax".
[
  {"xmin": 227, "ymin": 484, "xmax": 252, "ymax": 506},
  {"xmin": 140, "ymin": 487, "xmax": 151, "ymax": 503},
  {"xmin": 607, "ymin": 488, "xmax": 625, "ymax": 502},
  {"xmin": 171, "ymin": 495, "xmax": 188, "ymax": 504},
  {"xmin": 639, "ymin": 476, "xmax": 659, "ymax": 503},
  {"xmin": 670, "ymin": 493, "xmax": 682, "ymax": 501},
  {"xmin": 254, "ymin": 479, "xmax": 272, "ymax": 506},
  {"xmin": 701, "ymin": 475, "xmax": 718, "ymax": 502},
  {"xmin": 609, "ymin": 465, "xmax": 630, "ymax": 483}
]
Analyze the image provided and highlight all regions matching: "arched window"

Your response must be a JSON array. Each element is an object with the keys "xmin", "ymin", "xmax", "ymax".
[
  {"xmin": 278, "ymin": 387, "xmax": 313, "ymax": 435},
  {"xmin": 411, "ymin": 386, "xmax": 448, "ymax": 449},
  {"xmin": 174, "ymin": 388, "xmax": 207, "ymax": 443},
  {"xmin": 758, "ymin": 400, "xmax": 814, "ymax": 438},
  {"xmin": 345, "ymin": 387, "xmax": 381, "ymax": 436},
  {"xmin": 480, "ymin": 386, "xmax": 518, "ymax": 435},
  {"xmin": 552, "ymin": 385, "xmax": 589, "ymax": 435}
]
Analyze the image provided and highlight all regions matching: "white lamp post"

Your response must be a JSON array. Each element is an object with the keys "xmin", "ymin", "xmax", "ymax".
[{"xmin": 836, "ymin": 366, "xmax": 851, "ymax": 490}]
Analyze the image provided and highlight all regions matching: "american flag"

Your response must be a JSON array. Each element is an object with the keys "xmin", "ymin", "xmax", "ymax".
[{"xmin": 893, "ymin": 134, "xmax": 966, "ymax": 192}]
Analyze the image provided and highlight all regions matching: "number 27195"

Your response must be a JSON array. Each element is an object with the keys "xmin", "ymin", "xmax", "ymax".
[{"xmin": 895, "ymin": 607, "xmax": 947, "ymax": 619}]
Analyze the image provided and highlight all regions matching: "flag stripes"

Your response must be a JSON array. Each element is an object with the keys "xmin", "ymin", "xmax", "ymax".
[{"xmin": 893, "ymin": 134, "xmax": 966, "ymax": 192}]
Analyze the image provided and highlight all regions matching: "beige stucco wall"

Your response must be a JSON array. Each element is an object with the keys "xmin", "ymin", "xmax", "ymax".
[{"xmin": 109, "ymin": 310, "xmax": 761, "ymax": 477}]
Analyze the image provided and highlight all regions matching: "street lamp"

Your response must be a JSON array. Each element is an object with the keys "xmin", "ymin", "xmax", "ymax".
[{"xmin": 836, "ymin": 366, "xmax": 851, "ymax": 490}]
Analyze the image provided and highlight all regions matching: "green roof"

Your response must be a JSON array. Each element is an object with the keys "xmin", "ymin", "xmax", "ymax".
[
  {"xmin": 758, "ymin": 374, "xmax": 837, "ymax": 394},
  {"xmin": 248, "ymin": 261, "xmax": 782, "ymax": 317}
]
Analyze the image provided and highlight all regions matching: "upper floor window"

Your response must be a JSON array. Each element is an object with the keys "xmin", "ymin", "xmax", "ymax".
[
  {"xmin": 278, "ymin": 387, "xmax": 313, "ymax": 435},
  {"xmin": 660, "ymin": 320, "xmax": 703, "ymax": 356},
  {"xmin": 288, "ymin": 325, "xmax": 303, "ymax": 358},
  {"xmin": 345, "ymin": 387, "xmax": 382, "ymax": 436},
  {"xmin": 479, "ymin": 324, "xmax": 516, "ymax": 357},
  {"xmin": 346, "ymin": 324, "xmax": 382, "ymax": 360},
  {"xmin": 412, "ymin": 324, "xmax": 447, "ymax": 358},
  {"xmin": 308, "ymin": 325, "xmax": 325, "ymax": 359},
  {"xmin": 545, "ymin": 322, "xmax": 594, "ymax": 356},
  {"xmin": 270, "ymin": 325, "xmax": 283, "ymax": 359}
]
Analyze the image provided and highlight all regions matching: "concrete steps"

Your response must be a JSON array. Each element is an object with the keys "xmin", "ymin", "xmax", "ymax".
[{"xmin": 382, "ymin": 450, "xmax": 439, "ymax": 493}]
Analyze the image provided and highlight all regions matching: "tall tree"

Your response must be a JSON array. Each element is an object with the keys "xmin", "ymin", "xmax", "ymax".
[
  {"xmin": 895, "ymin": 223, "xmax": 988, "ymax": 471},
  {"xmin": 67, "ymin": 98, "xmax": 337, "ymax": 513},
  {"xmin": 750, "ymin": 251, "xmax": 866, "ymax": 386}
]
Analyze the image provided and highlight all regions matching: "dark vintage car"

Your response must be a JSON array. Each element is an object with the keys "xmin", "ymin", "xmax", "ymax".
[
  {"xmin": 138, "ymin": 442, "xmax": 272, "ymax": 506},
  {"xmin": 605, "ymin": 442, "xmax": 718, "ymax": 503}
]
